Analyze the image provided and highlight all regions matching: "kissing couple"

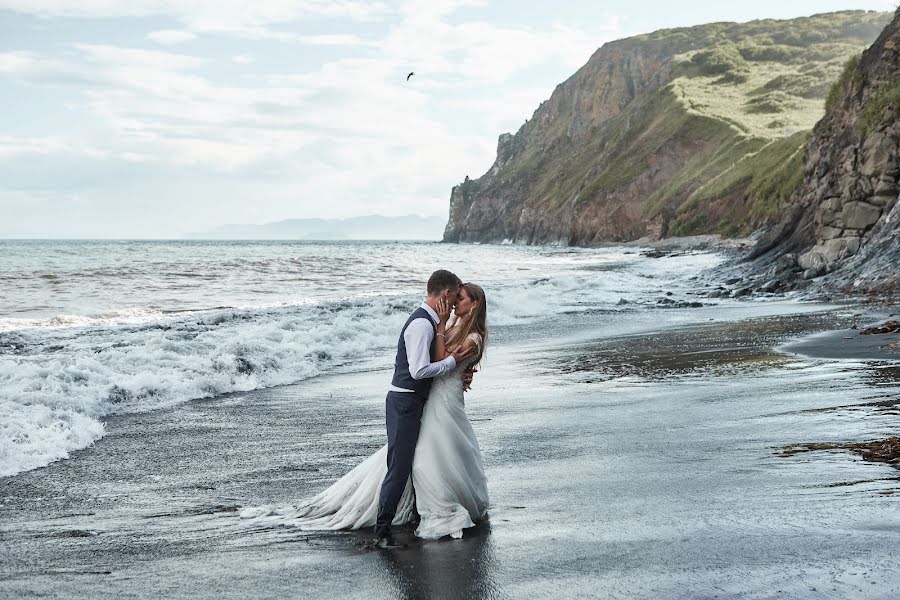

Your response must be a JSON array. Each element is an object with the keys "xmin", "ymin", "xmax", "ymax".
[{"xmin": 260, "ymin": 269, "xmax": 490, "ymax": 547}]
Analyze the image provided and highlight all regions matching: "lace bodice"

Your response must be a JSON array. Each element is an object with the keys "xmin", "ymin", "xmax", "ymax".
[{"xmin": 432, "ymin": 332, "xmax": 482, "ymax": 400}]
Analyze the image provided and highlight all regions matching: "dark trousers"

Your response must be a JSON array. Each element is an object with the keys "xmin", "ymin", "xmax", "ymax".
[{"xmin": 375, "ymin": 390, "xmax": 426, "ymax": 538}]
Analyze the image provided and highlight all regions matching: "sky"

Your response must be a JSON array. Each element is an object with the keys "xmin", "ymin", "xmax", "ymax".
[{"xmin": 0, "ymin": 0, "xmax": 895, "ymax": 238}]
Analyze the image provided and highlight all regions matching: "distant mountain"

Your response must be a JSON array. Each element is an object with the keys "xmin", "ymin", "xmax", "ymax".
[{"xmin": 187, "ymin": 215, "xmax": 446, "ymax": 240}]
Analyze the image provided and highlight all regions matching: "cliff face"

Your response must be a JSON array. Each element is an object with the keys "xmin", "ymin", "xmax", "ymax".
[
  {"xmin": 443, "ymin": 11, "xmax": 890, "ymax": 246},
  {"xmin": 748, "ymin": 10, "xmax": 900, "ymax": 296},
  {"xmin": 444, "ymin": 37, "xmax": 677, "ymax": 245}
]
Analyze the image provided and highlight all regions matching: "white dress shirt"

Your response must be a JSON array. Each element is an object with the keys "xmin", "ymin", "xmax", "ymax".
[{"xmin": 388, "ymin": 302, "xmax": 457, "ymax": 393}]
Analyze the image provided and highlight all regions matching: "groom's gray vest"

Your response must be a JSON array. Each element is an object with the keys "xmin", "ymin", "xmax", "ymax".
[{"xmin": 390, "ymin": 307, "xmax": 437, "ymax": 396}]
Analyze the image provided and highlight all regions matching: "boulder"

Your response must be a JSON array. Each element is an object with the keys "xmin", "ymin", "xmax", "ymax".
[
  {"xmin": 824, "ymin": 236, "xmax": 862, "ymax": 262},
  {"xmin": 873, "ymin": 176, "xmax": 897, "ymax": 195},
  {"xmin": 817, "ymin": 197, "xmax": 847, "ymax": 228},
  {"xmin": 761, "ymin": 278, "xmax": 782, "ymax": 292},
  {"xmin": 841, "ymin": 201, "xmax": 882, "ymax": 230},
  {"xmin": 859, "ymin": 132, "xmax": 891, "ymax": 176},
  {"xmin": 803, "ymin": 266, "xmax": 825, "ymax": 280},
  {"xmin": 798, "ymin": 248, "xmax": 827, "ymax": 271},
  {"xmin": 775, "ymin": 253, "xmax": 798, "ymax": 270},
  {"xmin": 869, "ymin": 194, "xmax": 895, "ymax": 207},
  {"xmin": 818, "ymin": 225, "xmax": 843, "ymax": 240},
  {"xmin": 840, "ymin": 175, "xmax": 874, "ymax": 199}
]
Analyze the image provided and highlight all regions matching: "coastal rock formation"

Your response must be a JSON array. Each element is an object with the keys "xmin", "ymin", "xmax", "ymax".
[
  {"xmin": 748, "ymin": 9, "xmax": 900, "ymax": 296},
  {"xmin": 444, "ymin": 11, "xmax": 889, "ymax": 246}
]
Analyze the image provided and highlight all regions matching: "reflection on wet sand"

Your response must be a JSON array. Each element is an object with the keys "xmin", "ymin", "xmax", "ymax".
[
  {"xmin": 865, "ymin": 363, "xmax": 900, "ymax": 386},
  {"xmin": 376, "ymin": 521, "xmax": 503, "ymax": 600},
  {"xmin": 783, "ymin": 364, "xmax": 900, "ymax": 419}
]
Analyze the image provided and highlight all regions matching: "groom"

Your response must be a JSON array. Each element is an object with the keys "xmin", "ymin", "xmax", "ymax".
[{"xmin": 374, "ymin": 269, "xmax": 473, "ymax": 549}]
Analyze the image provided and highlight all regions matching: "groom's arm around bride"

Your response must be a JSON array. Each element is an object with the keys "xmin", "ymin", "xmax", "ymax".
[{"xmin": 374, "ymin": 270, "xmax": 471, "ymax": 546}]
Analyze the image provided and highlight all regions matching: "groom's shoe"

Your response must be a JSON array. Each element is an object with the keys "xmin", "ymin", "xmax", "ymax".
[{"xmin": 374, "ymin": 535, "xmax": 402, "ymax": 549}]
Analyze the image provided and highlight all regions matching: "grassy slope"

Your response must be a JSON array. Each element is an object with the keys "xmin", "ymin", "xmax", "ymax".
[
  {"xmin": 488, "ymin": 10, "xmax": 890, "ymax": 238},
  {"xmin": 656, "ymin": 13, "xmax": 884, "ymax": 234}
]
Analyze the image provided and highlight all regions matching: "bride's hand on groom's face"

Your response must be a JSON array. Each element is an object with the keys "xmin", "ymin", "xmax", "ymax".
[{"xmin": 436, "ymin": 296, "xmax": 452, "ymax": 323}]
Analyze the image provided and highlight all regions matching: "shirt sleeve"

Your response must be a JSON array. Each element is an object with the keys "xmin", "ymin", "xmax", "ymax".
[{"xmin": 404, "ymin": 318, "xmax": 457, "ymax": 380}]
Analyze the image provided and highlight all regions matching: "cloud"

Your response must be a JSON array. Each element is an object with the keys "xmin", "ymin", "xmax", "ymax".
[
  {"xmin": 0, "ymin": 1, "xmax": 623, "ymax": 235},
  {"xmin": 381, "ymin": 6, "xmax": 619, "ymax": 84},
  {"xmin": 0, "ymin": 135, "xmax": 71, "ymax": 159},
  {"xmin": 214, "ymin": 29, "xmax": 375, "ymax": 44},
  {"xmin": 146, "ymin": 29, "xmax": 197, "ymax": 45},
  {"xmin": 0, "ymin": 51, "xmax": 107, "ymax": 86},
  {"xmin": 0, "ymin": 0, "xmax": 393, "ymax": 29},
  {"xmin": 297, "ymin": 33, "xmax": 373, "ymax": 46},
  {"xmin": 73, "ymin": 43, "xmax": 208, "ymax": 70},
  {"xmin": 445, "ymin": 86, "xmax": 559, "ymax": 127}
]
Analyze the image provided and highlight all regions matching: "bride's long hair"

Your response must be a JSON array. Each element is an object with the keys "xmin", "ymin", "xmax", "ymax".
[{"xmin": 447, "ymin": 282, "xmax": 488, "ymax": 367}]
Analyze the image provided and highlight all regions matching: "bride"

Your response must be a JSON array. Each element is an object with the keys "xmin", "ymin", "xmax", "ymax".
[{"xmin": 246, "ymin": 283, "xmax": 490, "ymax": 541}]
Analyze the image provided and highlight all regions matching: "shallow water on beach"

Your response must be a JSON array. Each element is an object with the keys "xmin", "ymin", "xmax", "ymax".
[{"xmin": 2, "ymin": 303, "xmax": 899, "ymax": 599}]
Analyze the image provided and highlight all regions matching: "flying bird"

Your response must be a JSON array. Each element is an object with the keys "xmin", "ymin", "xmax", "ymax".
[{"xmin": 406, "ymin": 71, "xmax": 414, "ymax": 82}]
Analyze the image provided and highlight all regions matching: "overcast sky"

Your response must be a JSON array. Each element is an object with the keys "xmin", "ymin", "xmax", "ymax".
[{"xmin": 0, "ymin": 0, "xmax": 894, "ymax": 238}]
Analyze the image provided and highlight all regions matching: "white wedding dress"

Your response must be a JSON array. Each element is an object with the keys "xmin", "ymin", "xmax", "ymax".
[{"xmin": 246, "ymin": 333, "xmax": 488, "ymax": 539}]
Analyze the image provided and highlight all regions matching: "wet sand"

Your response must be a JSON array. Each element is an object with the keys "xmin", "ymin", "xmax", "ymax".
[
  {"xmin": 3, "ymin": 303, "xmax": 900, "ymax": 599},
  {"xmin": 780, "ymin": 316, "xmax": 900, "ymax": 361}
]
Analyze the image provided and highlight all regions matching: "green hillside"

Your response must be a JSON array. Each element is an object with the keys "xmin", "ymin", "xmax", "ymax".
[
  {"xmin": 609, "ymin": 12, "xmax": 885, "ymax": 235},
  {"xmin": 446, "ymin": 10, "xmax": 891, "ymax": 244}
]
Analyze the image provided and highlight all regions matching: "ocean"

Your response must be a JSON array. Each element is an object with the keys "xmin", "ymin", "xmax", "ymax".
[{"xmin": 0, "ymin": 239, "xmax": 724, "ymax": 478}]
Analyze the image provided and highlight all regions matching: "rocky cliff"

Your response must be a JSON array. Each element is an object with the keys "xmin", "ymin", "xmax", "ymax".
[
  {"xmin": 443, "ymin": 11, "xmax": 890, "ymax": 246},
  {"xmin": 747, "ymin": 9, "xmax": 900, "ymax": 297}
]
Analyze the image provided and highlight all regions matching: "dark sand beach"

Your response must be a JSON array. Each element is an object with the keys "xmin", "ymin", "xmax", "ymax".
[{"xmin": 2, "ymin": 302, "xmax": 900, "ymax": 599}]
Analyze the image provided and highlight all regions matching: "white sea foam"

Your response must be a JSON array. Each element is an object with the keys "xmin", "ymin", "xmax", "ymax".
[
  {"xmin": 0, "ymin": 298, "xmax": 410, "ymax": 477},
  {"xmin": 0, "ymin": 307, "xmax": 169, "ymax": 332},
  {"xmin": 0, "ymin": 245, "xmax": 728, "ymax": 478},
  {"xmin": 0, "ymin": 402, "xmax": 105, "ymax": 477}
]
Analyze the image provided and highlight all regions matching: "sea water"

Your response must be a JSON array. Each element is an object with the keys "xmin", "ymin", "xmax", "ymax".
[{"xmin": 0, "ymin": 239, "xmax": 725, "ymax": 478}]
